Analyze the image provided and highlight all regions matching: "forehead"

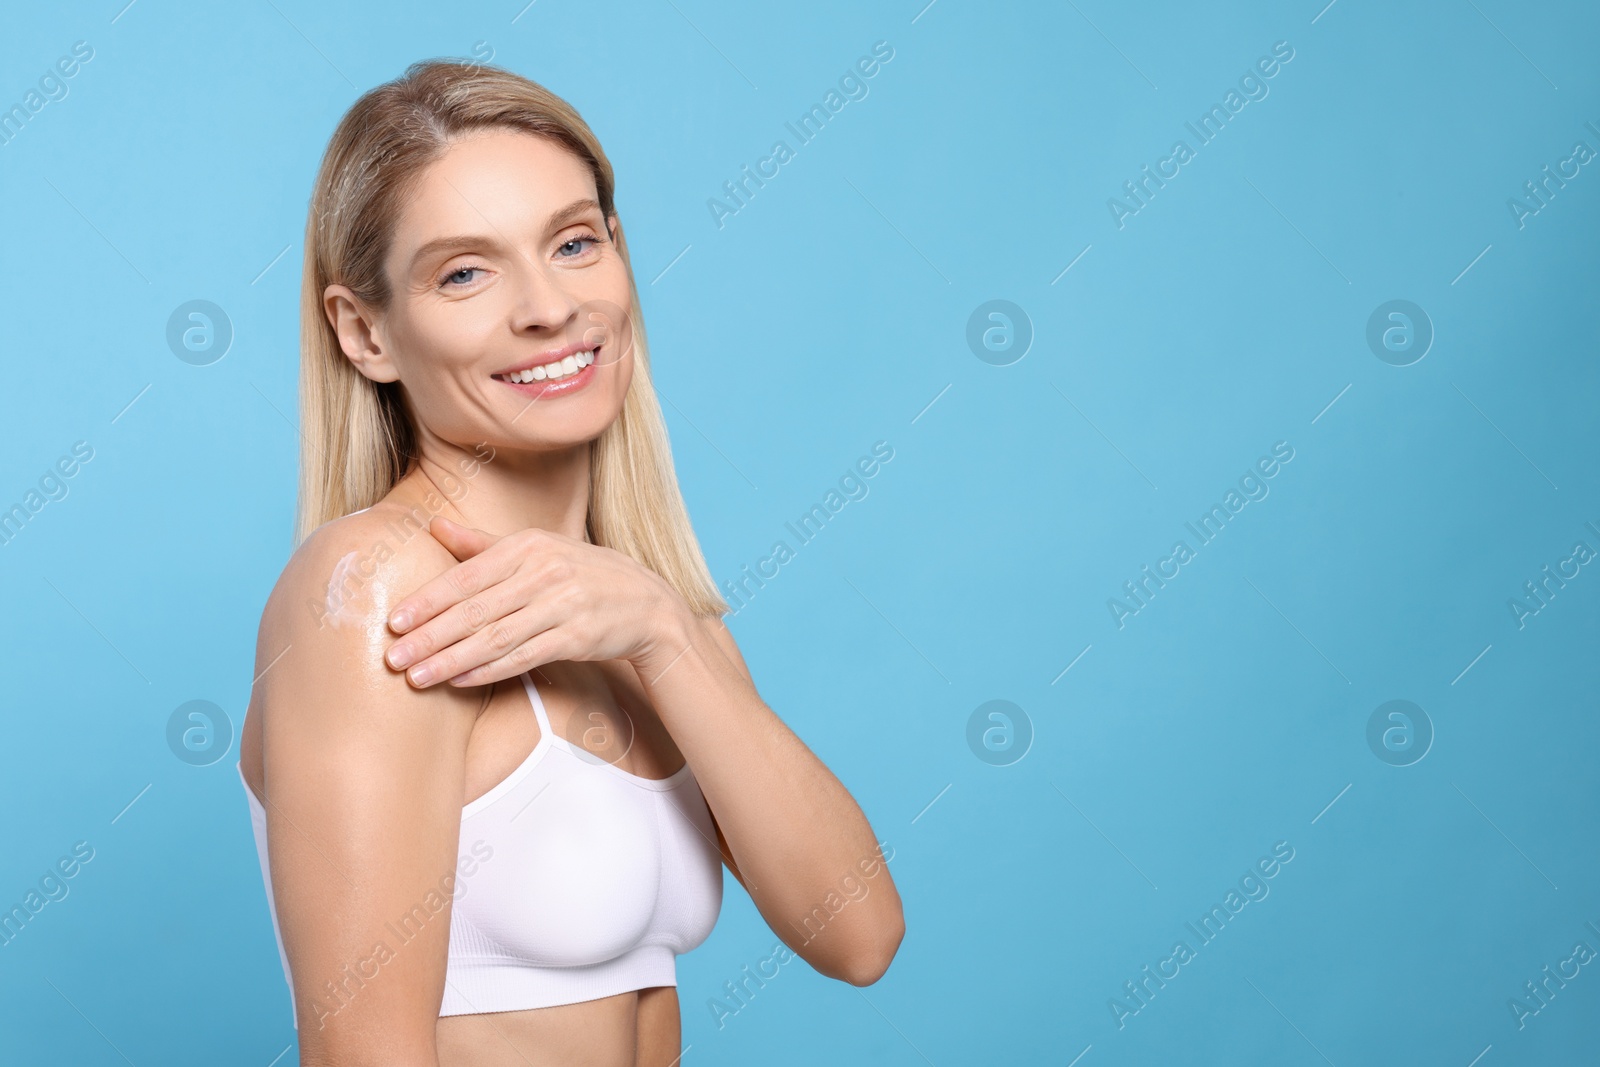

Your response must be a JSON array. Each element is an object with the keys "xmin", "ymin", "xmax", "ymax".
[{"xmin": 393, "ymin": 129, "xmax": 597, "ymax": 247}]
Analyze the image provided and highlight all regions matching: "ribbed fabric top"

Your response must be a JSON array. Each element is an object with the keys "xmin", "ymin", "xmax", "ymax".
[{"xmin": 240, "ymin": 670, "xmax": 724, "ymax": 1027}]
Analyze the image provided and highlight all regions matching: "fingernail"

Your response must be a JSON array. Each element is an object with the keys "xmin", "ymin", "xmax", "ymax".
[
  {"xmin": 410, "ymin": 664, "xmax": 433, "ymax": 686},
  {"xmin": 390, "ymin": 609, "xmax": 412, "ymax": 631},
  {"xmin": 389, "ymin": 644, "xmax": 413, "ymax": 669}
]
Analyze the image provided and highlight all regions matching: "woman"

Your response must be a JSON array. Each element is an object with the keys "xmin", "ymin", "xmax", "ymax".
[{"xmin": 237, "ymin": 59, "xmax": 904, "ymax": 1066}]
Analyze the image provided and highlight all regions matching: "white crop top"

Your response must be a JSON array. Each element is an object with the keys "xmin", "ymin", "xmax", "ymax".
[{"xmin": 240, "ymin": 670, "xmax": 724, "ymax": 1027}]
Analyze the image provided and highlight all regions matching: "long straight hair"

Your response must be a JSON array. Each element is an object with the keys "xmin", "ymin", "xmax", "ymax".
[{"xmin": 294, "ymin": 59, "xmax": 727, "ymax": 617}]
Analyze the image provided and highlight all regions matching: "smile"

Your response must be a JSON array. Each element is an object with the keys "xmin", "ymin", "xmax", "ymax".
[
  {"xmin": 490, "ymin": 344, "xmax": 601, "ymax": 399},
  {"xmin": 492, "ymin": 345, "xmax": 598, "ymax": 384}
]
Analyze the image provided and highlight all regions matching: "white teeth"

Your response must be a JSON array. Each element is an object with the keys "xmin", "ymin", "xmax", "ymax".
[{"xmin": 498, "ymin": 348, "xmax": 597, "ymax": 384}]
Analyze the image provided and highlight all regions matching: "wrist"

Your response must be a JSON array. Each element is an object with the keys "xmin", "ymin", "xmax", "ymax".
[{"xmin": 632, "ymin": 586, "xmax": 695, "ymax": 676}]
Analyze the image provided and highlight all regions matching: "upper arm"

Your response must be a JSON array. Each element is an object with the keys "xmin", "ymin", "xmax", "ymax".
[{"xmin": 256, "ymin": 519, "xmax": 483, "ymax": 1063}]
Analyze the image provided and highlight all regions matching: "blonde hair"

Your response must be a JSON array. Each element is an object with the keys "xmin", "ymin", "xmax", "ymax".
[{"xmin": 294, "ymin": 59, "xmax": 727, "ymax": 617}]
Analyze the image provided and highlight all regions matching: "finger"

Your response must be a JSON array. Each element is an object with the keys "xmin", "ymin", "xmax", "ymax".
[
  {"xmin": 388, "ymin": 575, "xmax": 532, "ymax": 676},
  {"xmin": 428, "ymin": 516, "xmax": 496, "ymax": 562},
  {"xmin": 445, "ymin": 626, "xmax": 574, "ymax": 688},
  {"xmin": 404, "ymin": 602, "xmax": 564, "ymax": 687},
  {"xmin": 388, "ymin": 536, "xmax": 515, "ymax": 634}
]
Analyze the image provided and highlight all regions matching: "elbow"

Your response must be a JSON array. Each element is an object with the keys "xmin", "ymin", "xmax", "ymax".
[{"xmin": 840, "ymin": 908, "xmax": 905, "ymax": 987}]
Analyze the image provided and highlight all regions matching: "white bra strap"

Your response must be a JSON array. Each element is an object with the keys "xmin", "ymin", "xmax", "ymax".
[{"xmin": 520, "ymin": 671, "xmax": 554, "ymax": 736}]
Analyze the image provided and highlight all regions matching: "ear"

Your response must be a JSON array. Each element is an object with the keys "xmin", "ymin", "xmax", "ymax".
[{"xmin": 324, "ymin": 283, "xmax": 400, "ymax": 383}]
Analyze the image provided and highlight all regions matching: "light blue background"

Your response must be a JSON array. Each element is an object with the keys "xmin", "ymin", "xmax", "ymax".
[{"xmin": 2, "ymin": 1, "xmax": 1597, "ymax": 1063}]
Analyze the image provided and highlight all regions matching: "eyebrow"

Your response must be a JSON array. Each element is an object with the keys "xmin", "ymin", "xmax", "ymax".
[{"xmin": 406, "ymin": 198, "xmax": 604, "ymax": 272}]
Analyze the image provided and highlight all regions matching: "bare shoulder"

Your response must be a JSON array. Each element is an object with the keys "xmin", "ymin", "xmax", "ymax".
[
  {"xmin": 262, "ymin": 503, "xmax": 458, "ymax": 647},
  {"xmin": 247, "ymin": 503, "xmax": 483, "ymax": 754}
]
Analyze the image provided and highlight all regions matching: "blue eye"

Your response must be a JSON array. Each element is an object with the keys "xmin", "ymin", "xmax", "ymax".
[
  {"xmin": 558, "ymin": 233, "xmax": 602, "ymax": 258},
  {"xmin": 441, "ymin": 266, "xmax": 485, "ymax": 288}
]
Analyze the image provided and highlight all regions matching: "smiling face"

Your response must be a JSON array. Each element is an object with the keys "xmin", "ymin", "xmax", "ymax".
[{"xmin": 327, "ymin": 128, "xmax": 636, "ymax": 455}]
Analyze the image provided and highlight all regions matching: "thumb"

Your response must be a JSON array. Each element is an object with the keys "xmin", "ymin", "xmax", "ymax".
[{"xmin": 428, "ymin": 515, "xmax": 496, "ymax": 561}]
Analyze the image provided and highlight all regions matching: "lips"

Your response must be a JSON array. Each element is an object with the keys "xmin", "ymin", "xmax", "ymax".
[
  {"xmin": 492, "ymin": 345, "xmax": 600, "ymax": 398},
  {"xmin": 491, "ymin": 345, "xmax": 598, "ymax": 384},
  {"xmin": 491, "ymin": 334, "xmax": 603, "ymax": 382}
]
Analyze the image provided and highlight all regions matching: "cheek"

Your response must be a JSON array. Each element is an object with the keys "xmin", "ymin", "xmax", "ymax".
[
  {"xmin": 613, "ymin": 349, "xmax": 635, "ymax": 397},
  {"xmin": 385, "ymin": 310, "xmax": 475, "ymax": 384},
  {"xmin": 596, "ymin": 350, "xmax": 635, "ymax": 424},
  {"xmin": 395, "ymin": 312, "xmax": 502, "ymax": 398}
]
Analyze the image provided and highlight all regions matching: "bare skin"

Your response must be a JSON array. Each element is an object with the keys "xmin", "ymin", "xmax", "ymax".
[
  {"xmin": 240, "ymin": 491, "xmax": 701, "ymax": 1065},
  {"xmin": 241, "ymin": 128, "xmax": 903, "ymax": 1066}
]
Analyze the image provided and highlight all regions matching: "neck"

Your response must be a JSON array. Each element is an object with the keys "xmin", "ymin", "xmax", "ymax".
[{"xmin": 391, "ymin": 432, "xmax": 593, "ymax": 543}]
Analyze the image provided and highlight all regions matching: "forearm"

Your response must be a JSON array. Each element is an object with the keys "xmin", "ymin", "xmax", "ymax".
[{"xmin": 635, "ymin": 616, "xmax": 904, "ymax": 982}]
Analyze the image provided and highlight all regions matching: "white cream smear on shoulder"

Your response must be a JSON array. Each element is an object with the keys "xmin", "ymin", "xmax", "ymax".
[{"xmin": 323, "ymin": 550, "xmax": 366, "ymax": 629}]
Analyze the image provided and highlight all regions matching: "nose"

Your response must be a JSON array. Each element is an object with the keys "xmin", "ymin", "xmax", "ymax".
[{"xmin": 507, "ymin": 257, "xmax": 581, "ymax": 337}]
